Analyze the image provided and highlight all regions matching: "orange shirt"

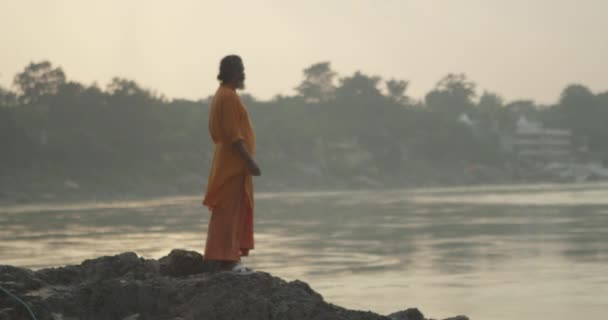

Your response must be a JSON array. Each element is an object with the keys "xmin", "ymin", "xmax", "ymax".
[{"xmin": 203, "ymin": 84, "xmax": 256, "ymax": 210}]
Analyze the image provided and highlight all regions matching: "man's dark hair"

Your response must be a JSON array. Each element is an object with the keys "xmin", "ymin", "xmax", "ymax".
[{"xmin": 217, "ymin": 55, "xmax": 244, "ymax": 83}]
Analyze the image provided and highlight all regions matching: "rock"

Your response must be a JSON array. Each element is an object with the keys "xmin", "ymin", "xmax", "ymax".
[
  {"xmin": 159, "ymin": 249, "xmax": 214, "ymax": 276},
  {"xmin": 388, "ymin": 308, "xmax": 425, "ymax": 320},
  {"xmin": 443, "ymin": 316, "xmax": 469, "ymax": 320},
  {"xmin": 62, "ymin": 252, "xmax": 155, "ymax": 282},
  {"xmin": 0, "ymin": 250, "xmax": 467, "ymax": 320},
  {"xmin": 0, "ymin": 265, "xmax": 42, "ymax": 292}
]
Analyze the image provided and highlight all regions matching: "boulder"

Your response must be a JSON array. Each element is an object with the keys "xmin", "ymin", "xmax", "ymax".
[
  {"xmin": 159, "ymin": 249, "xmax": 214, "ymax": 276},
  {"xmin": 0, "ymin": 250, "xmax": 468, "ymax": 320},
  {"xmin": 388, "ymin": 308, "xmax": 425, "ymax": 320}
]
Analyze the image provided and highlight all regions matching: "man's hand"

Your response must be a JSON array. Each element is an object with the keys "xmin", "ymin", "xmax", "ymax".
[
  {"xmin": 234, "ymin": 140, "xmax": 261, "ymax": 176},
  {"xmin": 247, "ymin": 159, "xmax": 261, "ymax": 176}
]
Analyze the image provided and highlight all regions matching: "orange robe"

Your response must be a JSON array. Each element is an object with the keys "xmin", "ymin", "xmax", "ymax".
[{"xmin": 202, "ymin": 84, "xmax": 256, "ymax": 261}]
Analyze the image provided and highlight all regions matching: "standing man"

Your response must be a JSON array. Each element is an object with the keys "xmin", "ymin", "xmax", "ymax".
[{"xmin": 202, "ymin": 55, "xmax": 261, "ymax": 273}]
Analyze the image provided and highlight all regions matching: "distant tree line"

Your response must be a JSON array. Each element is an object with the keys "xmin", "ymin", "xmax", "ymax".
[{"xmin": 1, "ymin": 61, "xmax": 607, "ymax": 194}]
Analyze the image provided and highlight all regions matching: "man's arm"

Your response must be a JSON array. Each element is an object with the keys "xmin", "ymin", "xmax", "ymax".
[{"xmin": 234, "ymin": 140, "xmax": 261, "ymax": 176}]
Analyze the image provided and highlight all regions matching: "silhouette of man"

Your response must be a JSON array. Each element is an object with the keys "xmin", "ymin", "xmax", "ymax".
[{"xmin": 202, "ymin": 55, "xmax": 261, "ymax": 273}]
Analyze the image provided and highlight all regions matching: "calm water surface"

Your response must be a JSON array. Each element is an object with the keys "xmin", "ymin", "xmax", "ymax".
[{"xmin": 1, "ymin": 182, "xmax": 608, "ymax": 319}]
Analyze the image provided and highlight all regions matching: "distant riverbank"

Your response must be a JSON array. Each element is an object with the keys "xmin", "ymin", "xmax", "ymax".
[{"xmin": 3, "ymin": 161, "xmax": 603, "ymax": 206}]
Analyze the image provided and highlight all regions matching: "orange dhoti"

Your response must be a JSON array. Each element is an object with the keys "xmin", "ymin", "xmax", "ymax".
[
  {"xmin": 203, "ymin": 175, "xmax": 254, "ymax": 261},
  {"xmin": 202, "ymin": 84, "xmax": 256, "ymax": 262}
]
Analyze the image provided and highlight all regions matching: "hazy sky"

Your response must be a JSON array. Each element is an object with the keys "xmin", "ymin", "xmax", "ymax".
[{"xmin": 1, "ymin": 0, "xmax": 607, "ymax": 104}]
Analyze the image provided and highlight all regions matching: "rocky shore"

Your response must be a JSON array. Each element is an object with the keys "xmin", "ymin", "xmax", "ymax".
[{"xmin": 0, "ymin": 250, "xmax": 469, "ymax": 320}]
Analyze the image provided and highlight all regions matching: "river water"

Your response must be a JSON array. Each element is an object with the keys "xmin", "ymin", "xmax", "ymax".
[{"xmin": 1, "ymin": 182, "xmax": 607, "ymax": 319}]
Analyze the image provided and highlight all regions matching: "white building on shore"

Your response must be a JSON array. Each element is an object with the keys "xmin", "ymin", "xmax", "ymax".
[{"xmin": 512, "ymin": 116, "xmax": 572, "ymax": 162}]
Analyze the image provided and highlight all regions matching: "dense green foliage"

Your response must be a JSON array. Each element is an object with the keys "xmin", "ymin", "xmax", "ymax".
[{"xmin": 1, "ymin": 61, "xmax": 607, "ymax": 196}]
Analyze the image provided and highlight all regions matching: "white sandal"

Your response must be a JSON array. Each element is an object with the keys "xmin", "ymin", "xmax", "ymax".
[{"xmin": 231, "ymin": 263, "xmax": 254, "ymax": 275}]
